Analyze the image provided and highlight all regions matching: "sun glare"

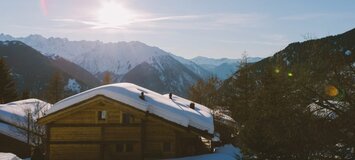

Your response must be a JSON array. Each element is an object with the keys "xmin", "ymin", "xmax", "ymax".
[{"xmin": 96, "ymin": 1, "xmax": 137, "ymax": 28}]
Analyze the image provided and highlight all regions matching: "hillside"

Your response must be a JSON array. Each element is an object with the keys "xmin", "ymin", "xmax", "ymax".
[
  {"xmin": 0, "ymin": 41, "xmax": 100, "ymax": 96},
  {"xmin": 218, "ymin": 28, "xmax": 355, "ymax": 159}
]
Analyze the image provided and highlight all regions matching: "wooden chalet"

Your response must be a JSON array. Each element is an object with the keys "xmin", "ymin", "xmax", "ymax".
[{"xmin": 38, "ymin": 83, "xmax": 214, "ymax": 160}]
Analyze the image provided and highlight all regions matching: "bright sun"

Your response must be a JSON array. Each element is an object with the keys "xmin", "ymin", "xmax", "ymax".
[{"xmin": 96, "ymin": 1, "xmax": 137, "ymax": 28}]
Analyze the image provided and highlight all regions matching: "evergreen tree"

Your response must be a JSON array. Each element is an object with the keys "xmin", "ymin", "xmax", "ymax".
[
  {"xmin": 188, "ymin": 76, "xmax": 220, "ymax": 109},
  {"xmin": 21, "ymin": 89, "xmax": 30, "ymax": 99},
  {"xmin": 46, "ymin": 72, "xmax": 64, "ymax": 103},
  {"xmin": 0, "ymin": 58, "xmax": 17, "ymax": 103}
]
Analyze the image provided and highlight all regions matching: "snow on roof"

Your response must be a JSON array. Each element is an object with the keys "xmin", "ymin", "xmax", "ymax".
[
  {"xmin": 0, "ymin": 99, "xmax": 52, "ymax": 127},
  {"xmin": 47, "ymin": 83, "xmax": 214, "ymax": 134},
  {"xmin": 0, "ymin": 152, "xmax": 22, "ymax": 160},
  {"xmin": 308, "ymin": 100, "xmax": 349, "ymax": 119},
  {"xmin": 0, "ymin": 122, "xmax": 28, "ymax": 143},
  {"xmin": 0, "ymin": 99, "xmax": 51, "ymax": 143},
  {"xmin": 162, "ymin": 94, "xmax": 214, "ymax": 134}
]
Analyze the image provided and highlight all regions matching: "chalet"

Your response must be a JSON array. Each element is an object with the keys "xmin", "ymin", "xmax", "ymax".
[{"xmin": 38, "ymin": 83, "xmax": 214, "ymax": 160}]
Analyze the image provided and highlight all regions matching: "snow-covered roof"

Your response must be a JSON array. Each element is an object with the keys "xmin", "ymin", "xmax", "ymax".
[
  {"xmin": 0, "ymin": 99, "xmax": 51, "ymax": 143},
  {"xmin": 0, "ymin": 99, "xmax": 51, "ymax": 126},
  {"xmin": 47, "ymin": 83, "xmax": 214, "ymax": 134},
  {"xmin": 0, "ymin": 152, "xmax": 22, "ymax": 160},
  {"xmin": 0, "ymin": 122, "xmax": 27, "ymax": 143}
]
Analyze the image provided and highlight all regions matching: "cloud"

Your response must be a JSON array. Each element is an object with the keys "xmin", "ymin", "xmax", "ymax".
[
  {"xmin": 51, "ymin": 15, "xmax": 201, "ymax": 30},
  {"xmin": 51, "ymin": 13, "xmax": 264, "ymax": 31},
  {"xmin": 279, "ymin": 13, "xmax": 330, "ymax": 21}
]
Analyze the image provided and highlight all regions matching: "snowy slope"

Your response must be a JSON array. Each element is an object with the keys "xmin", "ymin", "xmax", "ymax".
[
  {"xmin": 170, "ymin": 144, "xmax": 242, "ymax": 160},
  {"xmin": 121, "ymin": 55, "xmax": 201, "ymax": 97},
  {"xmin": 46, "ymin": 83, "xmax": 214, "ymax": 134}
]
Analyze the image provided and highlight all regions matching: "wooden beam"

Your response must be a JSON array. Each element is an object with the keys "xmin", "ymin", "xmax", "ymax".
[
  {"xmin": 45, "ymin": 125, "xmax": 51, "ymax": 160},
  {"xmin": 50, "ymin": 123, "xmax": 141, "ymax": 127},
  {"xmin": 49, "ymin": 140, "xmax": 140, "ymax": 144}
]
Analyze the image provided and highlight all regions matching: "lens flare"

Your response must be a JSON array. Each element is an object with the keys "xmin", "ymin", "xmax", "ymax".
[
  {"xmin": 40, "ymin": 0, "xmax": 48, "ymax": 16},
  {"xmin": 325, "ymin": 85, "xmax": 339, "ymax": 97},
  {"xmin": 275, "ymin": 68, "xmax": 280, "ymax": 73},
  {"xmin": 287, "ymin": 72, "xmax": 293, "ymax": 77}
]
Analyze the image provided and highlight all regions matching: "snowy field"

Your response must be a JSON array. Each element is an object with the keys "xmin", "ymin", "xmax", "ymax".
[{"xmin": 170, "ymin": 144, "xmax": 242, "ymax": 160}]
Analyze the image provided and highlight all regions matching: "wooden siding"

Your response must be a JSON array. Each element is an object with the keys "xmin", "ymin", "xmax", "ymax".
[
  {"xmin": 0, "ymin": 133, "xmax": 30, "ymax": 158},
  {"xmin": 50, "ymin": 127, "xmax": 101, "ymax": 141},
  {"xmin": 50, "ymin": 144, "xmax": 100, "ymax": 160}
]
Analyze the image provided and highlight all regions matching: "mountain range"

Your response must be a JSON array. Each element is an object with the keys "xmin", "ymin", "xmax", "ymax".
[
  {"xmin": 190, "ymin": 56, "xmax": 261, "ymax": 80},
  {"xmin": 0, "ymin": 34, "xmax": 259, "ymax": 97}
]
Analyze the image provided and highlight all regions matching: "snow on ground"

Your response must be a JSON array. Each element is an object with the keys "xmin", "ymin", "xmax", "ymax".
[
  {"xmin": 169, "ymin": 144, "xmax": 242, "ymax": 160},
  {"xmin": 47, "ymin": 83, "xmax": 214, "ymax": 134},
  {"xmin": 0, "ymin": 152, "xmax": 22, "ymax": 160},
  {"xmin": 344, "ymin": 50, "xmax": 352, "ymax": 56},
  {"xmin": 65, "ymin": 78, "xmax": 81, "ymax": 93}
]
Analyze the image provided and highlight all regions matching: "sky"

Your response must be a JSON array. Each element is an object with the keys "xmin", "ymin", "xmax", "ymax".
[{"xmin": 1, "ymin": 0, "xmax": 355, "ymax": 59}]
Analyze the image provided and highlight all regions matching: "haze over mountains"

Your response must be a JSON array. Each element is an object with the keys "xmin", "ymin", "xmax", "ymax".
[{"xmin": 0, "ymin": 34, "xmax": 260, "ymax": 97}]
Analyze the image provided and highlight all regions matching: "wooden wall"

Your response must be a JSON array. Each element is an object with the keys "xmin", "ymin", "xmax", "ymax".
[{"xmin": 0, "ymin": 133, "xmax": 30, "ymax": 158}]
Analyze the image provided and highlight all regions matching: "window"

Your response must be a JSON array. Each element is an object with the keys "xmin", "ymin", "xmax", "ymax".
[
  {"xmin": 122, "ymin": 113, "xmax": 131, "ymax": 124},
  {"xmin": 98, "ymin": 110, "xmax": 107, "ymax": 121},
  {"xmin": 163, "ymin": 142, "xmax": 172, "ymax": 152},
  {"xmin": 116, "ymin": 143, "xmax": 124, "ymax": 152},
  {"xmin": 125, "ymin": 143, "xmax": 133, "ymax": 152},
  {"xmin": 116, "ymin": 143, "xmax": 134, "ymax": 152}
]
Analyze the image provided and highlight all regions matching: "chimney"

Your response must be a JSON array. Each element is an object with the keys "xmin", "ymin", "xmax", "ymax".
[
  {"xmin": 169, "ymin": 93, "xmax": 173, "ymax": 99},
  {"xmin": 139, "ymin": 92, "xmax": 145, "ymax": 100},
  {"xmin": 189, "ymin": 103, "xmax": 195, "ymax": 110}
]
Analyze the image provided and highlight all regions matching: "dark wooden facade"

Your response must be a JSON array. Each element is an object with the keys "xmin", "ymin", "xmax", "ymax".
[
  {"xmin": 38, "ymin": 96, "xmax": 211, "ymax": 160},
  {"xmin": 0, "ymin": 131, "xmax": 30, "ymax": 158}
]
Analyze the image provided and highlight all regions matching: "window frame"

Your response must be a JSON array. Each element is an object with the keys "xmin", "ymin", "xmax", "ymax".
[{"xmin": 97, "ymin": 110, "xmax": 107, "ymax": 121}]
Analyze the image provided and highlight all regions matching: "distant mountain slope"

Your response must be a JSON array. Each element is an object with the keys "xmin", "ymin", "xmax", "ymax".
[
  {"xmin": 191, "ymin": 56, "xmax": 262, "ymax": 80},
  {"xmin": 0, "ymin": 41, "xmax": 99, "ymax": 95},
  {"xmin": 169, "ymin": 54, "xmax": 211, "ymax": 79},
  {"xmin": 121, "ymin": 55, "xmax": 201, "ymax": 97}
]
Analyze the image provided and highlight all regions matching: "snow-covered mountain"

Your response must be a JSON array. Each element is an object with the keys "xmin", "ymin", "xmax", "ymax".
[
  {"xmin": 191, "ymin": 56, "xmax": 262, "ymax": 80},
  {"xmin": 0, "ymin": 34, "xmax": 209, "ymax": 96}
]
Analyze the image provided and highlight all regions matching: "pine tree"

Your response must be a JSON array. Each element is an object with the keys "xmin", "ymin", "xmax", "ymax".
[
  {"xmin": 0, "ymin": 58, "xmax": 17, "ymax": 103},
  {"xmin": 46, "ymin": 72, "xmax": 64, "ymax": 103}
]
